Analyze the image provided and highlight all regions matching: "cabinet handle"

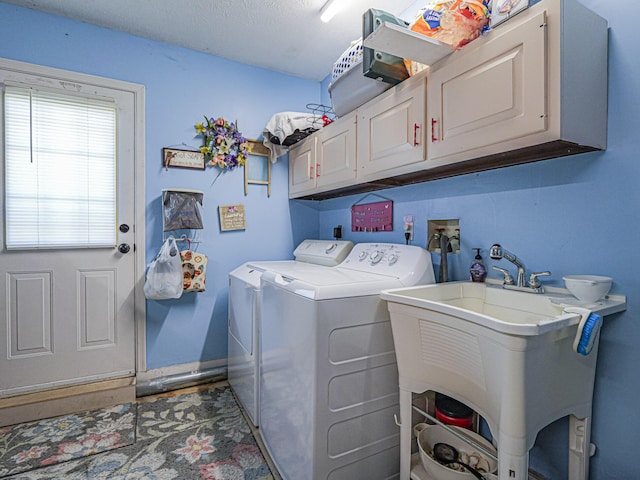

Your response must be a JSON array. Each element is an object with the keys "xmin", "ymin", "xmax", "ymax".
[
  {"xmin": 309, "ymin": 165, "xmax": 315, "ymax": 180},
  {"xmin": 413, "ymin": 124, "xmax": 421, "ymax": 146},
  {"xmin": 316, "ymin": 162, "xmax": 321, "ymax": 177},
  {"xmin": 431, "ymin": 118, "xmax": 438, "ymax": 142}
]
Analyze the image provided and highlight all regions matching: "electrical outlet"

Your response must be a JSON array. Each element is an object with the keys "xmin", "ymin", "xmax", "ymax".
[{"xmin": 403, "ymin": 215, "xmax": 414, "ymax": 242}]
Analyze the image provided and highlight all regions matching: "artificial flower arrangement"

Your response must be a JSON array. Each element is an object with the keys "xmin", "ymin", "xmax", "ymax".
[{"xmin": 195, "ymin": 116, "xmax": 249, "ymax": 182}]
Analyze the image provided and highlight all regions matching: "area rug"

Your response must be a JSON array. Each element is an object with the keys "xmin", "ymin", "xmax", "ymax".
[
  {"xmin": 0, "ymin": 403, "xmax": 135, "ymax": 478},
  {"xmin": 1, "ymin": 385, "xmax": 273, "ymax": 479}
]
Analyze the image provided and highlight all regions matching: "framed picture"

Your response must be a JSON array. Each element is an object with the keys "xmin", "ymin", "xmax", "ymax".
[
  {"xmin": 218, "ymin": 204, "xmax": 246, "ymax": 232},
  {"xmin": 163, "ymin": 147, "xmax": 206, "ymax": 170},
  {"xmin": 244, "ymin": 139, "xmax": 271, "ymax": 196}
]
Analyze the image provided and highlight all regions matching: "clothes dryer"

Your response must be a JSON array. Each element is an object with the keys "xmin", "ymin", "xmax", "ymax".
[
  {"xmin": 227, "ymin": 239, "xmax": 353, "ymax": 426},
  {"xmin": 259, "ymin": 243, "xmax": 435, "ymax": 480}
]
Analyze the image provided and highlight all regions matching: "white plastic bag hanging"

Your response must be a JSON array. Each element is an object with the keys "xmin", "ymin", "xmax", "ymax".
[{"xmin": 144, "ymin": 237, "xmax": 183, "ymax": 300}]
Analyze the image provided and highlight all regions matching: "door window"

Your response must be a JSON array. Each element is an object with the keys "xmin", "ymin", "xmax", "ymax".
[{"xmin": 4, "ymin": 85, "xmax": 117, "ymax": 249}]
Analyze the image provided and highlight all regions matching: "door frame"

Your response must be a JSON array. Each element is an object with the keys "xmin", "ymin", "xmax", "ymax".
[{"xmin": 0, "ymin": 57, "xmax": 147, "ymax": 376}]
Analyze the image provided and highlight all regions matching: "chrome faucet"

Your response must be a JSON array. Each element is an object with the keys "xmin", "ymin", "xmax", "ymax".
[
  {"xmin": 489, "ymin": 243, "xmax": 551, "ymax": 293},
  {"xmin": 489, "ymin": 244, "xmax": 526, "ymax": 287}
]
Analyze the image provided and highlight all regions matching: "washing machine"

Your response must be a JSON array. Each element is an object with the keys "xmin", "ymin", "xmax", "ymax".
[
  {"xmin": 227, "ymin": 239, "xmax": 353, "ymax": 426},
  {"xmin": 259, "ymin": 243, "xmax": 436, "ymax": 480}
]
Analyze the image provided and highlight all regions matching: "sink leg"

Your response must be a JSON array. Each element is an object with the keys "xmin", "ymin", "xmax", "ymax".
[
  {"xmin": 399, "ymin": 387, "xmax": 412, "ymax": 480},
  {"xmin": 568, "ymin": 414, "xmax": 592, "ymax": 480},
  {"xmin": 497, "ymin": 433, "xmax": 530, "ymax": 480}
]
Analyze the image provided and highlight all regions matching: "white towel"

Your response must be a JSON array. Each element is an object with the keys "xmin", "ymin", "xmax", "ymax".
[{"xmin": 262, "ymin": 112, "xmax": 321, "ymax": 163}]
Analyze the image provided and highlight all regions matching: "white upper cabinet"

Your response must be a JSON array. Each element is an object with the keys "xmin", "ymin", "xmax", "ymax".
[
  {"xmin": 288, "ymin": 111, "xmax": 356, "ymax": 198},
  {"xmin": 316, "ymin": 112, "xmax": 357, "ymax": 188},
  {"xmin": 425, "ymin": 0, "xmax": 607, "ymax": 167},
  {"xmin": 427, "ymin": 11, "xmax": 547, "ymax": 164},
  {"xmin": 288, "ymin": 134, "xmax": 316, "ymax": 196},
  {"xmin": 357, "ymin": 77, "xmax": 426, "ymax": 179}
]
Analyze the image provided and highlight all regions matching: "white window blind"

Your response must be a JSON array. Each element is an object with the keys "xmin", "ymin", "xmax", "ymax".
[{"xmin": 4, "ymin": 85, "xmax": 117, "ymax": 249}]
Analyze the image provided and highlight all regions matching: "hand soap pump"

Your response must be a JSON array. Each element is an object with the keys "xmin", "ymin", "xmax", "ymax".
[{"xmin": 470, "ymin": 248, "xmax": 486, "ymax": 282}]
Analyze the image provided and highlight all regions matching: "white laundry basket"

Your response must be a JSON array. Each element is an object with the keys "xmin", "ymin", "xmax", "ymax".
[{"xmin": 328, "ymin": 39, "xmax": 392, "ymax": 117}]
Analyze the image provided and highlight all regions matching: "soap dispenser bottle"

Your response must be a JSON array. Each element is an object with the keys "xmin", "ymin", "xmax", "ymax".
[{"xmin": 470, "ymin": 248, "xmax": 486, "ymax": 282}]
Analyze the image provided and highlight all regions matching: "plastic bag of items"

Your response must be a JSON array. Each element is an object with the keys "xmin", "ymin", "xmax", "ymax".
[
  {"xmin": 405, "ymin": 0, "xmax": 491, "ymax": 76},
  {"xmin": 144, "ymin": 237, "xmax": 184, "ymax": 300}
]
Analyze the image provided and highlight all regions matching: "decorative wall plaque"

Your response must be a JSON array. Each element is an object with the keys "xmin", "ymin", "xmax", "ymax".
[
  {"xmin": 351, "ymin": 198, "xmax": 393, "ymax": 232},
  {"xmin": 218, "ymin": 204, "xmax": 246, "ymax": 231},
  {"xmin": 163, "ymin": 148, "xmax": 206, "ymax": 170}
]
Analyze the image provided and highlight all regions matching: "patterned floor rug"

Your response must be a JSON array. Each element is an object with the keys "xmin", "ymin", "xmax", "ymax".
[
  {"xmin": 0, "ymin": 403, "xmax": 136, "ymax": 478},
  {"xmin": 1, "ymin": 385, "xmax": 274, "ymax": 479}
]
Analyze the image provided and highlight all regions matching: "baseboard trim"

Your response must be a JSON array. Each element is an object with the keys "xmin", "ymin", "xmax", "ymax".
[
  {"xmin": 136, "ymin": 359, "xmax": 227, "ymax": 397},
  {"xmin": 0, "ymin": 377, "xmax": 135, "ymax": 427},
  {"xmin": 136, "ymin": 358, "xmax": 227, "ymax": 383}
]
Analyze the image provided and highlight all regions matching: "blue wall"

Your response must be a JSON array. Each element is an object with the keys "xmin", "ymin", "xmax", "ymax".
[
  {"xmin": 0, "ymin": 3, "xmax": 320, "ymax": 369},
  {"xmin": 1, "ymin": 0, "xmax": 638, "ymax": 477},
  {"xmin": 310, "ymin": 0, "xmax": 639, "ymax": 478}
]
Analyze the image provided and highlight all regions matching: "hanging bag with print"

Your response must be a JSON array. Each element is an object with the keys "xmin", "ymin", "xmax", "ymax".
[{"xmin": 180, "ymin": 240, "xmax": 208, "ymax": 292}]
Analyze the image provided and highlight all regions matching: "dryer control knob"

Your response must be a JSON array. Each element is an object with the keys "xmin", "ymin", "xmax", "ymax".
[
  {"xmin": 388, "ymin": 254, "xmax": 399, "ymax": 265},
  {"xmin": 370, "ymin": 251, "xmax": 383, "ymax": 264},
  {"xmin": 359, "ymin": 251, "xmax": 369, "ymax": 261},
  {"xmin": 326, "ymin": 243, "xmax": 337, "ymax": 253}
]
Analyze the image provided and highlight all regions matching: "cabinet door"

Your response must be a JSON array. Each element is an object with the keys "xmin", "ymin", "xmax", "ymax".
[
  {"xmin": 427, "ymin": 11, "xmax": 547, "ymax": 163},
  {"xmin": 358, "ymin": 78, "xmax": 426, "ymax": 177},
  {"xmin": 316, "ymin": 112, "xmax": 357, "ymax": 188},
  {"xmin": 289, "ymin": 135, "xmax": 316, "ymax": 196}
]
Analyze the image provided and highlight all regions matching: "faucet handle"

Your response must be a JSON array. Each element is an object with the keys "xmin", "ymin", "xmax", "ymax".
[
  {"xmin": 492, "ymin": 266, "xmax": 515, "ymax": 285},
  {"xmin": 529, "ymin": 271, "xmax": 551, "ymax": 288}
]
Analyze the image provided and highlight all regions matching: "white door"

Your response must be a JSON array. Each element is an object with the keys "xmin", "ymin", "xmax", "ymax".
[{"xmin": 0, "ymin": 62, "xmax": 139, "ymax": 397}]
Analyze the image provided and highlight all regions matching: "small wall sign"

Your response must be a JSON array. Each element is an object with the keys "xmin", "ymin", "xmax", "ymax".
[
  {"xmin": 351, "ymin": 199, "xmax": 393, "ymax": 232},
  {"xmin": 218, "ymin": 204, "xmax": 246, "ymax": 231},
  {"xmin": 163, "ymin": 147, "xmax": 206, "ymax": 170}
]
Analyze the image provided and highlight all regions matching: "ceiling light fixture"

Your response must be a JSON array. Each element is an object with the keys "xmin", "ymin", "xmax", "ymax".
[{"xmin": 320, "ymin": 0, "xmax": 343, "ymax": 23}]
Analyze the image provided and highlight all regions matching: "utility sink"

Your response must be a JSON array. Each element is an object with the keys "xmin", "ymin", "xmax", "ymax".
[
  {"xmin": 380, "ymin": 281, "xmax": 626, "ymax": 480},
  {"xmin": 380, "ymin": 281, "xmax": 625, "ymax": 336}
]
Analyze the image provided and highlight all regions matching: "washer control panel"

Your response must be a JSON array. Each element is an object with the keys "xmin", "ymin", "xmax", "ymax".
[
  {"xmin": 340, "ymin": 243, "xmax": 434, "ymax": 285},
  {"xmin": 352, "ymin": 244, "xmax": 406, "ymax": 266}
]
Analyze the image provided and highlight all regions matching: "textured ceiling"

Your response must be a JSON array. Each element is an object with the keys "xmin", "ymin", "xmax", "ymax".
[{"xmin": 2, "ymin": 0, "xmax": 419, "ymax": 81}]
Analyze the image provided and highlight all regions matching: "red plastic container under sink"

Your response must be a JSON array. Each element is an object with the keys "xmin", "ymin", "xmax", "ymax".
[{"xmin": 435, "ymin": 393, "xmax": 474, "ymax": 429}]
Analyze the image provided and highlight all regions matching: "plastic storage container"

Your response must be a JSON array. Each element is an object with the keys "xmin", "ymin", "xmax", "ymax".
[
  {"xmin": 328, "ymin": 40, "xmax": 392, "ymax": 117},
  {"xmin": 435, "ymin": 393, "xmax": 474, "ymax": 429},
  {"xmin": 413, "ymin": 423, "xmax": 497, "ymax": 479}
]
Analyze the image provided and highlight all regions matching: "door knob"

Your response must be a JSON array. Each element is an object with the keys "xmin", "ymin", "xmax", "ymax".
[
  {"xmin": 119, "ymin": 224, "xmax": 130, "ymax": 233},
  {"xmin": 118, "ymin": 243, "xmax": 131, "ymax": 254}
]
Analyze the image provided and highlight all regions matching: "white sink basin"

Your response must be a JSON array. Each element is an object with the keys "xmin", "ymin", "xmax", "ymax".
[{"xmin": 380, "ymin": 281, "xmax": 624, "ymax": 336}]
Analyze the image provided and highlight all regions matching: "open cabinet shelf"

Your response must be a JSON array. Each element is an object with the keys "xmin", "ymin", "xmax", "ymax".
[{"xmin": 362, "ymin": 21, "xmax": 455, "ymax": 66}]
